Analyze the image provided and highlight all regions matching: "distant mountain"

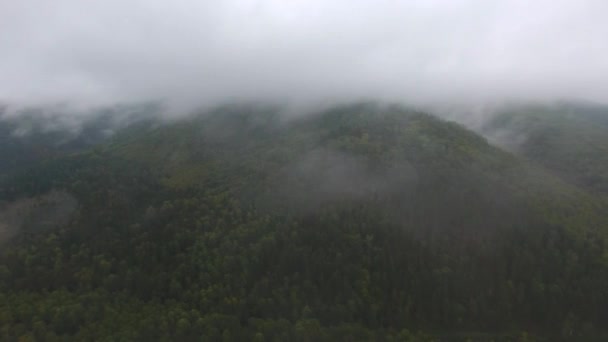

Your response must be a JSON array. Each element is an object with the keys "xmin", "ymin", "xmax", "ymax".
[
  {"xmin": 482, "ymin": 102, "xmax": 608, "ymax": 194},
  {"xmin": 1, "ymin": 103, "xmax": 607, "ymax": 341},
  {"xmin": 0, "ymin": 103, "xmax": 160, "ymax": 177}
]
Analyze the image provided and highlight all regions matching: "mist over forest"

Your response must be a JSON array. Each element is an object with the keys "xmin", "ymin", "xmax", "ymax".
[{"xmin": 2, "ymin": 1, "xmax": 608, "ymax": 341}]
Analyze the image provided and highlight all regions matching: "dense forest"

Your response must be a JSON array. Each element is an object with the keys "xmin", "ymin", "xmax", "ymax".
[
  {"xmin": 483, "ymin": 102, "xmax": 608, "ymax": 195},
  {"xmin": 1, "ymin": 103, "xmax": 608, "ymax": 341}
]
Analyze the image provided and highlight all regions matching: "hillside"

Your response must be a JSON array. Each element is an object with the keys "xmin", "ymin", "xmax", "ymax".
[
  {"xmin": 0, "ymin": 104, "xmax": 158, "ymax": 178},
  {"xmin": 482, "ymin": 102, "xmax": 608, "ymax": 195},
  {"xmin": 1, "ymin": 104, "xmax": 608, "ymax": 341}
]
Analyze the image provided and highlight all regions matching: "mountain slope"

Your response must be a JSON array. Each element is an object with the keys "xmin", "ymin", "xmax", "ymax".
[
  {"xmin": 0, "ymin": 104, "xmax": 159, "ymax": 178},
  {"xmin": 1, "ymin": 104, "xmax": 608, "ymax": 341},
  {"xmin": 482, "ymin": 102, "xmax": 608, "ymax": 195}
]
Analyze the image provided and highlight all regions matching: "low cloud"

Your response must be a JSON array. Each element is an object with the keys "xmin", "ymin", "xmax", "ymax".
[
  {"xmin": 1, "ymin": 0, "xmax": 607, "ymax": 112},
  {"xmin": 260, "ymin": 148, "xmax": 418, "ymax": 215}
]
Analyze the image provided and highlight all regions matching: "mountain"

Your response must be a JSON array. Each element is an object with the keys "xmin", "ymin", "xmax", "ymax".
[
  {"xmin": 481, "ymin": 102, "xmax": 608, "ymax": 195},
  {"xmin": 1, "ymin": 103, "xmax": 608, "ymax": 341},
  {"xmin": 0, "ymin": 104, "xmax": 160, "ymax": 178}
]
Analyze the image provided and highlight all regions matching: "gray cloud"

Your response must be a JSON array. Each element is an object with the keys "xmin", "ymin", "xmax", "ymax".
[{"xmin": 1, "ymin": 0, "xmax": 608, "ymax": 111}]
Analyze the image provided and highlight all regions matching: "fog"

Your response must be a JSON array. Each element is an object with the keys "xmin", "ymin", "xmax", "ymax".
[{"xmin": 2, "ymin": 0, "xmax": 608, "ymax": 112}]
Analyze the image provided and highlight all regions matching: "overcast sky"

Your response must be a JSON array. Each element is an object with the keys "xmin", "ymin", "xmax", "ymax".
[{"xmin": 1, "ymin": 0, "xmax": 608, "ymax": 111}]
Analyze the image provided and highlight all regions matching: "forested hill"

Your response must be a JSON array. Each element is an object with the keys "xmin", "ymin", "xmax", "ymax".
[
  {"xmin": 1, "ymin": 103, "xmax": 608, "ymax": 341},
  {"xmin": 482, "ymin": 102, "xmax": 608, "ymax": 195},
  {"xmin": 0, "ymin": 104, "xmax": 158, "ymax": 178}
]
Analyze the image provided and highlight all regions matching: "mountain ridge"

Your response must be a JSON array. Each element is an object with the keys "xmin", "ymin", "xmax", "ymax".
[{"xmin": 1, "ymin": 103, "xmax": 608, "ymax": 340}]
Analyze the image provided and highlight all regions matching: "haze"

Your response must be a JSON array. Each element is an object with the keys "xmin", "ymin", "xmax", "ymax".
[{"xmin": 2, "ymin": 0, "xmax": 608, "ymax": 111}]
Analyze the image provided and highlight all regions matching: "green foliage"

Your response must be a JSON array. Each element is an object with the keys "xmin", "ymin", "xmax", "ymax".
[
  {"xmin": 485, "ymin": 103, "xmax": 608, "ymax": 195},
  {"xmin": 1, "ymin": 103, "xmax": 608, "ymax": 340}
]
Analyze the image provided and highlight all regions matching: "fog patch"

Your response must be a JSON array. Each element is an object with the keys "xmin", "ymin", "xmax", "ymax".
[
  {"xmin": 260, "ymin": 148, "xmax": 418, "ymax": 214},
  {"xmin": 0, "ymin": 190, "xmax": 78, "ymax": 244}
]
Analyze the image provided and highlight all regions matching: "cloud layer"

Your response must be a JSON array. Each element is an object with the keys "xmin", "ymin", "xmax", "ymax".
[{"xmin": 2, "ymin": 0, "xmax": 608, "ymax": 110}]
